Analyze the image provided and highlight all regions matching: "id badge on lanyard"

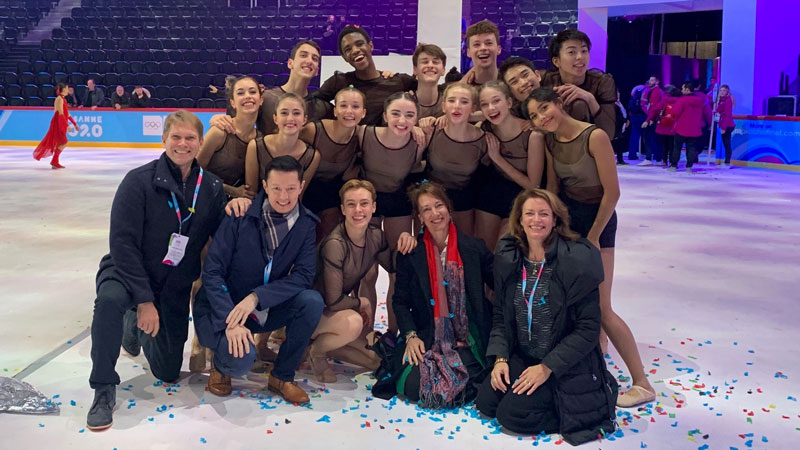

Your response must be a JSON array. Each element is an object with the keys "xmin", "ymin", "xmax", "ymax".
[{"xmin": 162, "ymin": 168, "xmax": 203, "ymax": 267}]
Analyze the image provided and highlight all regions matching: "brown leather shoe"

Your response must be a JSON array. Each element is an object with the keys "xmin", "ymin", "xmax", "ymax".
[
  {"xmin": 208, "ymin": 362, "xmax": 232, "ymax": 396},
  {"xmin": 268, "ymin": 376, "xmax": 309, "ymax": 404}
]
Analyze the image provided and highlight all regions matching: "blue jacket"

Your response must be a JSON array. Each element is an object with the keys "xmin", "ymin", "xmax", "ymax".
[
  {"xmin": 193, "ymin": 191, "xmax": 319, "ymax": 339},
  {"xmin": 96, "ymin": 153, "xmax": 226, "ymax": 315}
]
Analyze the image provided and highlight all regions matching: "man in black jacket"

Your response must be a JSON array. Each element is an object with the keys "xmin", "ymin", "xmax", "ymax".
[
  {"xmin": 86, "ymin": 110, "xmax": 227, "ymax": 431},
  {"xmin": 80, "ymin": 77, "xmax": 105, "ymax": 109}
]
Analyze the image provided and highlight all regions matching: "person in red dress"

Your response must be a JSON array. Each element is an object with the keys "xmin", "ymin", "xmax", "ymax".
[{"xmin": 33, "ymin": 83, "xmax": 78, "ymax": 169}]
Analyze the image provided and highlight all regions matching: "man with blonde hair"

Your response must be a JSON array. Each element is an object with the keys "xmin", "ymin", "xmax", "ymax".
[{"xmin": 86, "ymin": 110, "xmax": 227, "ymax": 431}]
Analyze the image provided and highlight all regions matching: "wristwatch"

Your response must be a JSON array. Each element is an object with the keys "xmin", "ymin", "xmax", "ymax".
[
  {"xmin": 494, "ymin": 357, "xmax": 508, "ymax": 366},
  {"xmin": 405, "ymin": 330, "xmax": 419, "ymax": 341}
]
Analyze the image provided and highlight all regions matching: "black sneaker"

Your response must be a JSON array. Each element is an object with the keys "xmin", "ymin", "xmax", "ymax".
[
  {"xmin": 616, "ymin": 160, "xmax": 629, "ymax": 165},
  {"xmin": 122, "ymin": 309, "xmax": 140, "ymax": 356},
  {"xmin": 87, "ymin": 385, "xmax": 116, "ymax": 431}
]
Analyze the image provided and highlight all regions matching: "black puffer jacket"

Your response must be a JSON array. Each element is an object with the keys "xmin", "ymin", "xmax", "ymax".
[{"xmin": 489, "ymin": 234, "xmax": 617, "ymax": 446}]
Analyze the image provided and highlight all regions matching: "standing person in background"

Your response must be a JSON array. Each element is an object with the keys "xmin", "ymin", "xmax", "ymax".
[
  {"xmin": 314, "ymin": 27, "xmax": 416, "ymax": 126},
  {"xmin": 419, "ymin": 83, "xmax": 487, "ymax": 235},
  {"xmin": 473, "ymin": 81, "xmax": 544, "ymax": 253},
  {"xmin": 129, "ymin": 85, "xmax": 151, "ymax": 108},
  {"xmin": 463, "ymin": 20, "xmax": 502, "ymax": 87},
  {"xmin": 627, "ymin": 85, "xmax": 646, "ymax": 160},
  {"xmin": 80, "ymin": 77, "xmax": 105, "ymax": 110},
  {"xmin": 638, "ymin": 76, "xmax": 663, "ymax": 166},
  {"xmin": 413, "ymin": 43, "xmax": 447, "ymax": 119},
  {"xmin": 33, "ymin": 83, "xmax": 78, "ymax": 169},
  {"xmin": 524, "ymin": 87, "xmax": 656, "ymax": 408},
  {"xmin": 197, "ymin": 76, "xmax": 263, "ymax": 200},
  {"xmin": 111, "ymin": 86, "xmax": 129, "ymax": 110},
  {"xmin": 299, "ymin": 87, "xmax": 366, "ymax": 241},
  {"xmin": 541, "ymin": 29, "xmax": 617, "ymax": 140},
  {"xmin": 498, "ymin": 56, "xmax": 542, "ymax": 105},
  {"xmin": 670, "ymin": 81, "xmax": 710, "ymax": 173},
  {"xmin": 644, "ymin": 84, "xmax": 679, "ymax": 168},
  {"xmin": 211, "ymin": 40, "xmax": 330, "ymax": 135},
  {"xmin": 715, "ymin": 84, "xmax": 736, "ymax": 168},
  {"xmin": 611, "ymin": 89, "xmax": 629, "ymax": 165}
]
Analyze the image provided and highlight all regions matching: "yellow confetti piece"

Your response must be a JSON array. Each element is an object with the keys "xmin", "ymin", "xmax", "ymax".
[{"xmin": 770, "ymin": 404, "xmax": 777, "ymax": 408}]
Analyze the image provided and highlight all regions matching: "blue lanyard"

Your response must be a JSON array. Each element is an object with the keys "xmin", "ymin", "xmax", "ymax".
[
  {"xmin": 521, "ymin": 259, "xmax": 545, "ymax": 338},
  {"xmin": 168, "ymin": 167, "xmax": 203, "ymax": 235},
  {"xmin": 263, "ymin": 259, "xmax": 273, "ymax": 285}
]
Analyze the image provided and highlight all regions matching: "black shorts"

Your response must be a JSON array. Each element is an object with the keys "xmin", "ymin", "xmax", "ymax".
[
  {"xmin": 446, "ymin": 185, "xmax": 475, "ymax": 212},
  {"xmin": 562, "ymin": 195, "xmax": 617, "ymax": 248},
  {"xmin": 474, "ymin": 169, "xmax": 523, "ymax": 219},
  {"xmin": 303, "ymin": 177, "xmax": 344, "ymax": 215},
  {"xmin": 376, "ymin": 189, "xmax": 412, "ymax": 218}
]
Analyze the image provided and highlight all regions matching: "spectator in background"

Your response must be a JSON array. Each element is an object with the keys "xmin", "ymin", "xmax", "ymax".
[
  {"xmin": 627, "ymin": 84, "xmax": 646, "ymax": 160},
  {"xmin": 716, "ymin": 84, "xmax": 736, "ymax": 168},
  {"xmin": 65, "ymin": 85, "xmax": 79, "ymax": 108},
  {"xmin": 212, "ymin": 40, "xmax": 330, "ymax": 134},
  {"xmin": 644, "ymin": 84, "xmax": 679, "ymax": 168},
  {"xmin": 129, "ymin": 85, "xmax": 151, "ymax": 108},
  {"xmin": 638, "ymin": 76, "xmax": 663, "ymax": 166},
  {"xmin": 670, "ymin": 81, "xmax": 711, "ymax": 173},
  {"xmin": 80, "ymin": 78, "xmax": 105, "ymax": 110},
  {"xmin": 111, "ymin": 85, "xmax": 129, "ymax": 110},
  {"xmin": 314, "ymin": 28, "xmax": 416, "ymax": 126},
  {"xmin": 612, "ymin": 89, "xmax": 629, "ymax": 165}
]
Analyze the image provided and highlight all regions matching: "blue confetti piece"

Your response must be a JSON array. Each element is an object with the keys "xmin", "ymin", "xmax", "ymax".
[
  {"xmin": 430, "ymin": 298, "xmax": 435, "ymax": 305},
  {"xmin": 200, "ymin": 437, "xmax": 207, "ymax": 444},
  {"xmin": 38, "ymin": 424, "xmax": 45, "ymax": 428},
  {"xmin": 169, "ymin": 413, "xmax": 174, "ymax": 419},
  {"xmin": 762, "ymin": 436, "xmax": 768, "ymax": 443},
  {"xmin": 698, "ymin": 445, "xmax": 709, "ymax": 450},
  {"xmin": 748, "ymin": 349, "xmax": 755, "ymax": 353},
  {"xmin": 78, "ymin": 429, "xmax": 85, "ymax": 433},
  {"xmin": 641, "ymin": 442, "xmax": 647, "ymax": 448},
  {"xmin": 70, "ymin": 400, "xmax": 76, "ymax": 406},
  {"xmin": 398, "ymin": 434, "xmax": 405, "ymax": 439},
  {"xmin": 148, "ymin": 417, "xmax": 154, "ymax": 422},
  {"xmin": 788, "ymin": 396, "xmax": 797, "ymax": 401},
  {"xmin": 316, "ymin": 415, "xmax": 331, "ymax": 423},
  {"xmin": 66, "ymin": 340, "xmax": 72, "ymax": 344},
  {"xmin": 670, "ymin": 421, "xmax": 678, "ymax": 427}
]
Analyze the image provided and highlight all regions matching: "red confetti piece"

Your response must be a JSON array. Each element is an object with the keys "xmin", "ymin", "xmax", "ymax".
[
  {"xmin": 762, "ymin": 408, "xmax": 770, "ymax": 413},
  {"xmin": 555, "ymin": 439, "xmax": 564, "ymax": 445},
  {"xmin": 266, "ymin": 430, "xmax": 273, "ymax": 434},
  {"xmin": 365, "ymin": 421, "xmax": 371, "ymax": 428}
]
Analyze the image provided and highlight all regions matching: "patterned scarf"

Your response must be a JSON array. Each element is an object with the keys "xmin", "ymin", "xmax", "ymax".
[
  {"xmin": 261, "ymin": 198, "xmax": 300, "ymax": 259},
  {"xmin": 419, "ymin": 222, "xmax": 469, "ymax": 409}
]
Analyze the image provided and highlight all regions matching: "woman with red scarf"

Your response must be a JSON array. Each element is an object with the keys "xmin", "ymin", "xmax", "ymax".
[
  {"xmin": 33, "ymin": 83, "xmax": 78, "ymax": 169},
  {"xmin": 371, "ymin": 181, "xmax": 494, "ymax": 408}
]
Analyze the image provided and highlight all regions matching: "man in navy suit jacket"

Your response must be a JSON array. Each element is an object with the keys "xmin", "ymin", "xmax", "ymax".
[{"xmin": 193, "ymin": 156, "xmax": 323, "ymax": 404}]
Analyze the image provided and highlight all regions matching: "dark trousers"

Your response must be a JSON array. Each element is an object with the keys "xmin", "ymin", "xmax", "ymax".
[
  {"xmin": 611, "ymin": 136, "xmax": 627, "ymax": 163},
  {"xmin": 90, "ymin": 280, "xmax": 189, "ymax": 389},
  {"xmin": 401, "ymin": 346, "xmax": 484, "ymax": 403},
  {"xmin": 210, "ymin": 289, "xmax": 323, "ymax": 382},
  {"xmin": 475, "ymin": 353, "xmax": 559, "ymax": 435},
  {"xmin": 659, "ymin": 134, "xmax": 674, "ymax": 164},
  {"xmin": 672, "ymin": 134, "xmax": 699, "ymax": 168},
  {"xmin": 641, "ymin": 125, "xmax": 658, "ymax": 161},
  {"xmin": 628, "ymin": 115, "xmax": 646, "ymax": 158},
  {"xmin": 721, "ymin": 126, "xmax": 735, "ymax": 163}
]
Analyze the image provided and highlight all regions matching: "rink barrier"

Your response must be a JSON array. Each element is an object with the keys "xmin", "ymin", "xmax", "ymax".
[
  {"xmin": 723, "ymin": 115, "xmax": 800, "ymax": 171},
  {"xmin": 0, "ymin": 107, "xmax": 224, "ymax": 148}
]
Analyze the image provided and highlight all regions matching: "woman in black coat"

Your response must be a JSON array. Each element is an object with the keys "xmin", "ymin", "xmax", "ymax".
[
  {"xmin": 371, "ymin": 181, "xmax": 494, "ymax": 408},
  {"xmin": 475, "ymin": 188, "xmax": 617, "ymax": 445}
]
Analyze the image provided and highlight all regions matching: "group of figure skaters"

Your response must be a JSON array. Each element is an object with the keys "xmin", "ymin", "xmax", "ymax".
[{"xmin": 62, "ymin": 21, "xmax": 666, "ymax": 446}]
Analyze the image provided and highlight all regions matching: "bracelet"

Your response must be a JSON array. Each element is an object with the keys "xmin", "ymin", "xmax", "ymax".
[
  {"xmin": 494, "ymin": 357, "xmax": 508, "ymax": 366},
  {"xmin": 405, "ymin": 331, "xmax": 418, "ymax": 341}
]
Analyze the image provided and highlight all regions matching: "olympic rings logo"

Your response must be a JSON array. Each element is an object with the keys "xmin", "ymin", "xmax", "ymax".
[{"xmin": 144, "ymin": 121, "xmax": 161, "ymax": 128}]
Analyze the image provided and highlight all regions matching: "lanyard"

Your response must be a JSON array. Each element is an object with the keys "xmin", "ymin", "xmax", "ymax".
[
  {"xmin": 263, "ymin": 259, "xmax": 273, "ymax": 285},
  {"xmin": 168, "ymin": 167, "xmax": 203, "ymax": 235},
  {"xmin": 521, "ymin": 259, "xmax": 545, "ymax": 338}
]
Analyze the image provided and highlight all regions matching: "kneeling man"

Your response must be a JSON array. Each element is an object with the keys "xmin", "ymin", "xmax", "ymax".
[{"xmin": 193, "ymin": 155, "xmax": 323, "ymax": 404}]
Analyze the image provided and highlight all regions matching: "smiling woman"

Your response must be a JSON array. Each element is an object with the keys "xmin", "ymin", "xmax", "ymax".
[{"xmin": 372, "ymin": 181, "xmax": 494, "ymax": 409}]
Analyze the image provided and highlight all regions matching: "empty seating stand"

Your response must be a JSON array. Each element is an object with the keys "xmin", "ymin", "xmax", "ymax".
[{"xmin": 2, "ymin": 0, "xmax": 419, "ymax": 107}]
